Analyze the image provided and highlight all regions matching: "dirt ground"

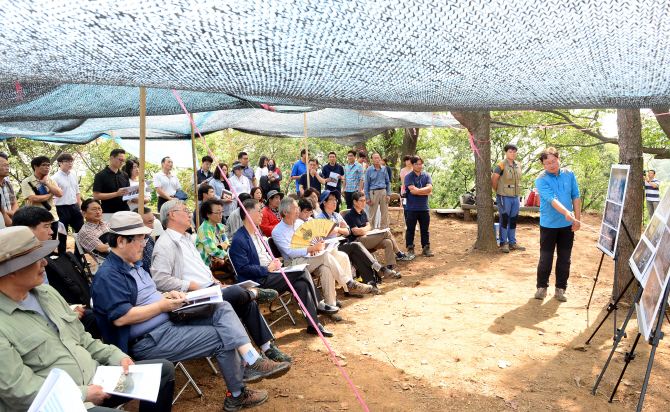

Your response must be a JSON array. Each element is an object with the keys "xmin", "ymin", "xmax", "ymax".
[{"xmin": 120, "ymin": 211, "xmax": 670, "ymax": 412}]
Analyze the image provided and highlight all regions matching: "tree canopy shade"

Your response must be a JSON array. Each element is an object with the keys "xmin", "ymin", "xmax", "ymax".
[{"xmin": 2, "ymin": 1, "xmax": 670, "ymax": 111}]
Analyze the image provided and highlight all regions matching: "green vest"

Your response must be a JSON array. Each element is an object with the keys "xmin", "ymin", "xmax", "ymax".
[{"xmin": 496, "ymin": 159, "xmax": 522, "ymax": 197}]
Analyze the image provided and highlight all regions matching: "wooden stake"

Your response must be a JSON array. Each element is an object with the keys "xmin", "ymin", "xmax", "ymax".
[
  {"xmin": 227, "ymin": 129, "xmax": 235, "ymax": 165},
  {"xmin": 110, "ymin": 129, "xmax": 115, "ymax": 148},
  {"xmin": 138, "ymin": 88, "xmax": 146, "ymax": 208},
  {"xmin": 191, "ymin": 114, "xmax": 200, "ymax": 230},
  {"xmin": 304, "ymin": 113, "xmax": 310, "ymax": 189}
]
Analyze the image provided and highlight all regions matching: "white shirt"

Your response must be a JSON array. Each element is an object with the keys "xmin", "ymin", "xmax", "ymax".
[
  {"xmin": 255, "ymin": 167, "xmax": 269, "ymax": 183},
  {"xmin": 229, "ymin": 174, "xmax": 251, "ymax": 198},
  {"xmin": 249, "ymin": 231, "xmax": 273, "ymax": 267},
  {"xmin": 153, "ymin": 171, "xmax": 180, "ymax": 197},
  {"xmin": 52, "ymin": 170, "xmax": 80, "ymax": 206},
  {"xmin": 165, "ymin": 228, "xmax": 213, "ymax": 288},
  {"xmin": 127, "ymin": 177, "xmax": 152, "ymax": 210}
]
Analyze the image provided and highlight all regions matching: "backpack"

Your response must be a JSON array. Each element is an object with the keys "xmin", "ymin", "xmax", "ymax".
[{"xmin": 45, "ymin": 252, "xmax": 92, "ymax": 306}]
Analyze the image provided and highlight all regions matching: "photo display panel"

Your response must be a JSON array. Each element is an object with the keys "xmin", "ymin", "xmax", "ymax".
[{"xmin": 598, "ymin": 165, "xmax": 630, "ymax": 258}]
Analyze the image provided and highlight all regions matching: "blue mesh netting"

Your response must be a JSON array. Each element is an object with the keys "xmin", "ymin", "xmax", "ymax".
[{"xmin": 1, "ymin": 0, "xmax": 669, "ymax": 113}]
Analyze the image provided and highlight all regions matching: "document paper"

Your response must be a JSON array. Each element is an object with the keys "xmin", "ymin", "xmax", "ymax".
[{"xmin": 93, "ymin": 364, "xmax": 163, "ymax": 402}]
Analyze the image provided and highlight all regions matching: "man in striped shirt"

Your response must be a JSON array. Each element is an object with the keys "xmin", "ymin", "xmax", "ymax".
[
  {"xmin": 343, "ymin": 150, "xmax": 364, "ymax": 209},
  {"xmin": 644, "ymin": 169, "xmax": 661, "ymax": 217}
]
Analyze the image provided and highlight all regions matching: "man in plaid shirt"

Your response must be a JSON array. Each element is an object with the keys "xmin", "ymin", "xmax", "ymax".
[
  {"xmin": 78, "ymin": 198, "xmax": 110, "ymax": 270},
  {"xmin": 343, "ymin": 150, "xmax": 364, "ymax": 209}
]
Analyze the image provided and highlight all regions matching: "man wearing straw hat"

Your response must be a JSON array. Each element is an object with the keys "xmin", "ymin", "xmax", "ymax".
[
  {"xmin": 0, "ymin": 226, "xmax": 176, "ymax": 411},
  {"xmin": 90, "ymin": 211, "xmax": 290, "ymax": 411}
]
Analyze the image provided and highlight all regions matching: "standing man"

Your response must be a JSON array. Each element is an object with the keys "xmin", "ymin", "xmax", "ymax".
[
  {"xmin": 492, "ymin": 144, "xmax": 526, "ymax": 253},
  {"xmin": 153, "ymin": 156, "xmax": 180, "ymax": 213},
  {"xmin": 238, "ymin": 152, "xmax": 257, "ymax": 188},
  {"xmin": 297, "ymin": 158, "xmax": 326, "ymax": 195},
  {"xmin": 290, "ymin": 149, "xmax": 308, "ymax": 195},
  {"xmin": 644, "ymin": 169, "xmax": 661, "ymax": 218},
  {"xmin": 381, "ymin": 157, "xmax": 393, "ymax": 183},
  {"xmin": 0, "ymin": 152, "xmax": 19, "ymax": 220},
  {"xmin": 92, "ymin": 148, "xmax": 130, "ymax": 220},
  {"xmin": 322, "ymin": 152, "xmax": 345, "ymax": 209},
  {"xmin": 534, "ymin": 147, "xmax": 581, "ymax": 303},
  {"xmin": 21, "ymin": 156, "xmax": 63, "ymax": 240},
  {"xmin": 404, "ymin": 156, "xmax": 434, "ymax": 258},
  {"xmin": 343, "ymin": 150, "xmax": 365, "ymax": 209},
  {"xmin": 191, "ymin": 155, "xmax": 214, "ymax": 190},
  {"xmin": 52, "ymin": 154, "xmax": 85, "ymax": 254},
  {"xmin": 357, "ymin": 151, "xmax": 369, "ymax": 171},
  {"xmin": 364, "ymin": 153, "xmax": 391, "ymax": 229}
]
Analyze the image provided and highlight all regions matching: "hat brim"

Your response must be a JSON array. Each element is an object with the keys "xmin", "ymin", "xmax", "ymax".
[
  {"xmin": 110, "ymin": 226, "xmax": 154, "ymax": 236},
  {"xmin": 0, "ymin": 240, "xmax": 59, "ymax": 278},
  {"xmin": 268, "ymin": 192, "xmax": 284, "ymax": 200}
]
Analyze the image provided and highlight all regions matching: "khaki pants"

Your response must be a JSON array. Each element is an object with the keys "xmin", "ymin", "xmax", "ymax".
[
  {"xmin": 369, "ymin": 189, "xmax": 389, "ymax": 229},
  {"xmin": 292, "ymin": 250, "xmax": 353, "ymax": 306},
  {"xmin": 357, "ymin": 231, "xmax": 400, "ymax": 266}
]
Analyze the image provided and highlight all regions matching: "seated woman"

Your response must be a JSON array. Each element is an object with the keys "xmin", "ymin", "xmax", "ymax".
[
  {"xmin": 301, "ymin": 187, "xmax": 321, "ymax": 217},
  {"xmin": 250, "ymin": 187, "xmax": 265, "ymax": 210},
  {"xmin": 195, "ymin": 199, "xmax": 230, "ymax": 275}
]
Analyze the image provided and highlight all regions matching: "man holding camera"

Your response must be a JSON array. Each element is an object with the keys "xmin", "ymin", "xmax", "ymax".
[{"xmin": 644, "ymin": 169, "xmax": 661, "ymax": 218}]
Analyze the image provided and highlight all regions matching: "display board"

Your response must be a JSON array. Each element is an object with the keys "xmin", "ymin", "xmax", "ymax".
[
  {"xmin": 630, "ymin": 188, "xmax": 670, "ymax": 340},
  {"xmin": 598, "ymin": 165, "xmax": 630, "ymax": 258}
]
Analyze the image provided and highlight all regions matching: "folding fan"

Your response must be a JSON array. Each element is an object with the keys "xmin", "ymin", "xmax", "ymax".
[{"xmin": 291, "ymin": 219, "xmax": 337, "ymax": 249}]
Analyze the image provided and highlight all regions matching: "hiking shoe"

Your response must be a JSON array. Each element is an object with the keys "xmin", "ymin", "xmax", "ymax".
[
  {"xmin": 346, "ymin": 280, "xmax": 373, "ymax": 294},
  {"xmin": 422, "ymin": 246, "xmax": 434, "ymax": 257},
  {"xmin": 344, "ymin": 291, "xmax": 364, "ymax": 298},
  {"xmin": 335, "ymin": 299, "xmax": 343, "ymax": 308},
  {"xmin": 253, "ymin": 288, "xmax": 278, "ymax": 303},
  {"xmin": 264, "ymin": 343, "xmax": 293, "ymax": 363},
  {"xmin": 509, "ymin": 243, "xmax": 526, "ymax": 251},
  {"xmin": 397, "ymin": 253, "xmax": 414, "ymax": 262},
  {"xmin": 406, "ymin": 247, "xmax": 416, "ymax": 258},
  {"xmin": 223, "ymin": 387, "xmax": 269, "ymax": 411},
  {"xmin": 380, "ymin": 267, "xmax": 397, "ymax": 278},
  {"xmin": 242, "ymin": 357, "xmax": 291, "ymax": 384},
  {"xmin": 369, "ymin": 285, "xmax": 382, "ymax": 295},
  {"xmin": 555, "ymin": 288, "xmax": 568, "ymax": 302},
  {"xmin": 500, "ymin": 242, "xmax": 510, "ymax": 253},
  {"xmin": 534, "ymin": 287, "xmax": 547, "ymax": 300}
]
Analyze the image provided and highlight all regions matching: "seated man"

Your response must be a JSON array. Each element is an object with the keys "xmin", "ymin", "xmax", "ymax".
[
  {"xmin": 91, "ymin": 212, "xmax": 290, "ymax": 411},
  {"xmin": 0, "ymin": 226, "xmax": 175, "ymax": 411},
  {"xmin": 230, "ymin": 199, "xmax": 337, "ymax": 337},
  {"xmin": 225, "ymin": 193, "xmax": 253, "ymax": 240},
  {"xmin": 12, "ymin": 206, "xmax": 102, "ymax": 339},
  {"xmin": 272, "ymin": 197, "xmax": 373, "ymax": 313},
  {"xmin": 153, "ymin": 200, "xmax": 291, "ymax": 363},
  {"xmin": 344, "ymin": 191, "xmax": 413, "ymax": 275},
  {"xmin": 316, "ymin": 189, "xmax": 396, "ymax": 286},
  {"xmin": 78, "ymin": 198, "xmax": 110, "ymax": 269},
  {"xmin": 260, "ymin": 190, "xmax": 283, "ymax": 236}
]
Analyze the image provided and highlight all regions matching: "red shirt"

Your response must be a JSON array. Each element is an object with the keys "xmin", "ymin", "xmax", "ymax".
[{"xmin": 261, "ymin": 206, "xmax": 281, "ymax": 237}]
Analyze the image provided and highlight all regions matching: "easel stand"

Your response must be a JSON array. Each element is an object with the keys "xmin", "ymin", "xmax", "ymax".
[
  {"xmin": 590, "ymin": 281, "xmax": 670, "ymax": 412},
  {"xmin": 586, "ymin": 221, "xmax": 636, "ymax": 339}
]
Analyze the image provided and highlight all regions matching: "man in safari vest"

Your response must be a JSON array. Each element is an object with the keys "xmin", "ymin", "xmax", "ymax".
[{"xmin": 492, "ymin": 144, "xmax": 526, "ymax": 253}]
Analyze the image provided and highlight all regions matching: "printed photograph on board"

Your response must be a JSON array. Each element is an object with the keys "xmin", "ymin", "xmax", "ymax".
[
  {"xmin": 631, "ymin": 237, "xmax": 654, "ymax": 282},
  {"xmin": 607, "ymin": 166, "xmax": 628, "ymax": 205},
  {"xmin": 639, "ymin": 266, "xmax": 664, "ymax": 340},
  {"xmin": 603, "ymin": 201, "xmax": 622, "ymax": 229},
  {"xmin": 652, "ymin": 226, "xmax": 670, "ymax": 281},
  {"xmin": 644, "ymin": 215, "xmax": 664, "ymax": 248},
  {"xmin": 598, "ymin": 223, "xmax": 617, "ymax": 256},
  {"xmin": 656, "ymin": 188, "xmax": 670, "ymax": 218}
]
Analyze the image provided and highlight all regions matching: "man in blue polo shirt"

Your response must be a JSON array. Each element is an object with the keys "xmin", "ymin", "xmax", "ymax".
[
  {"xmin": 290, "ymin": 149, "xmax": 308, "ymax": 195},
  {"xmin": 534, "ymin": 147, "xmax": 581, "ymax": 303},
  {"xmin": 404, "ymin": 155, "xmax": 434, "ymax": 258}
]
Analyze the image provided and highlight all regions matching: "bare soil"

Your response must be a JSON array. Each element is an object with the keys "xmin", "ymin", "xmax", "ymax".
[{"xmin": 124, "ymin": 212, "xmax": 670, "ymax": 412}]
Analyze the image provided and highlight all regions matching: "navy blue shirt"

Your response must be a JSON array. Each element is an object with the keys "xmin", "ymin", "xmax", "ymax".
[
  {"xmin": 404, "ymin": 171, "xmax": 432, "ymax": 211},
  {"xmin": 298, "ymin": 172, "xmax": 323, "ymax": 193},
  {"xmin": 344, "ymin": 207, "xmax": 369, "ymax": 241},
  {"xmin": 322, "ymin": 163, "xmax": 345, "ymax": 192},
  {"xmin": 385, "ymin": 165, "xmax": 393, "ymax": 183}
]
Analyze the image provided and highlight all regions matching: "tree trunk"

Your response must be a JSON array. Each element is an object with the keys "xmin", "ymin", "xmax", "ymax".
[
  {"xmin": 401, "ymin": 128, "xmax": 419, "ymax": 160},
  {"xmin": 616, "ymin": 109, "xmax": 644, "ymax": 302},
  {"xmin": 352, "ymin": 141, "xmax": 367, "ymax": 153},
  {"xmin": 381, "ymin": 129, "xmax": 401, "ymax": 182},
  {"xmin": 450, "ymin": 111, "xmax": 498, "ymax": 251}
]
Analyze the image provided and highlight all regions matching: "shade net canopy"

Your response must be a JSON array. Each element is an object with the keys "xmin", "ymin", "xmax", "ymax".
[
  {"xmin": 0, "ymin": 108, "xmax": 460, "ymax": 146},
  {"xmin": 2, "ymin": 0, "xmax": 670, "ymax": 113}
]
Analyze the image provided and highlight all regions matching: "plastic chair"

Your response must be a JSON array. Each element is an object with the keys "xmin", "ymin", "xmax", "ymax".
[{"xmin": 388, "ymin": 193, "xmax": 404, "ymax": 225}]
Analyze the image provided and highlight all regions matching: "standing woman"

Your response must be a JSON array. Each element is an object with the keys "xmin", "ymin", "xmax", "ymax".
[
  {"xmin": 399, "ymin": 155, "xmax": 413, "ymax": 224},
  {"xmin": 229, "ymin": 161, "xmax": 252, "ymax": 204},
  {"xmin": 260, "ymin": 157, "xmax": 282, "ymax": 198},
  {"xmin": 123, "ymin": 159, "xmax": 151, "ymax": 210},
  {"xmin": 255, "ymin": 156, "xmax": 270, "ymax": 183},
  {"xmin": 211, "ymin": 163, "xmax": 236, "ymax": 220}
]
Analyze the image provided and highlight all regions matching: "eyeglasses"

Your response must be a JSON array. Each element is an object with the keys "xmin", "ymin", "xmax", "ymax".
[
  {"xmin": 60, "ymin": 160, "xmax": 74, "ymax": 164},
  {"xmin": 326, "ymin": 198, "xmax": 338, "ymax": 203},
  {"xmin": 0, "ymin": 164, "xmax": 9, "ymax": 169},
  {"xmin": 172, "ymin": 207, "xmax": 190, "ymax": 215},
  {"xmin": 543, "ymin": 159, "xmax": 559, "ymax": 166},
  {"xmin": 210, "ymin": 211, "xmax": 224, "ymax": 216},
  {"xmin": 130, "ymin": 237, "xmax": 149, "ymax": 246},
  {"xmin": 87, "ymin": 207, "xmax": 103, "ymax": 212}
]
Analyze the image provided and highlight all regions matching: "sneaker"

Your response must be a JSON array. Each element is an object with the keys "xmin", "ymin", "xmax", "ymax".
[
  {"xmin": 343, "ymin": 291, "xmax": 365, "ymax": 298},
  {"xmin": 335, "ymin": 299, "xmax": 343, "ymax": 308},
  {"xmin": 380, "ymin": 267, "xmax": 397, "ymax": 278},
  {"xmin": 500, "ymin": 242, "xmax": 510, "ymax": 253},
  {"xmin": 370, "ymin": 285, "xmax": 382, "ymax": 295},
  {"xmin": 555, "ymin": 288, "xmax": 568, "ymax": 302},
  {"xmin": 406, "ymin": 247, "xmax": 416, "ymax": 258},
  {"xmin": 397, "ymin": 253, "xmax": 414, "ymax": 262},
  {"xmin": 346, "ymin": 280, "xmax": 373, "ymax": 294},
  {"xmin": 253, "ymin": 288, "xmax": 278, "ymax": 303},
  {"xmin": 509, "ymin": 243, "xmax": 526, "ymax": 251},
  {"xmin": 264, "ymin": 343, "xmax": 293, "ymax": 363},
  {"xmin": 534, "ymin": 287, "xmax": 547, "ymax": 300},
  {"xmin": 224, "ymin": 387, "xmax": 269, "ymax": 411},
  {"xmin": 242, "ymin": 357, "xmax": 291, "ymax": 384},
  {"xmin": 422, "ymin": 246, "xmax": 434, "ymax": 257}
]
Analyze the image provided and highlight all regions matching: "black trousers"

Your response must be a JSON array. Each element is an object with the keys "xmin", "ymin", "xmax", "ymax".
[
  {"xmin": 221, "ymin": 285, "xmax": 274, "ymax": 346},
  {"xmin": 56, "ymin": 204, "xmax": 85, "ymax": 254},
  {"xmin": 344, "ymin": 191, "xmax": 355, "ymax": 209},
  {"xmin": 338, "ymin": 242, "xmax": 380, "ymax": 284},
  {"xmin": 157, "ymin": 197, "xmax": 169, "ymax": 214},
  {"xmin": 50, "ymin": 221, "xmax": 59, "ymax": 241},
  {"xmin": 406, "ymin": 210, "xmax": 430, "ymax": 248},
  {"xmin": 90, "ymin": 359, "xmax": 175, "ymax": 412},
  {"xmin": 258, "ymin": 269, "xmax": 323, "ymax": 326},
  {"xmin": 537, "ymin": 225, "xmax": 575, "ymax": 290}
]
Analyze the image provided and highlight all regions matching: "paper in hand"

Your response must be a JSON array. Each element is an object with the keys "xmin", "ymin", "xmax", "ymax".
[{"xmin": 93, "ymin": 364, "xmax": 163, "ymax": 402}]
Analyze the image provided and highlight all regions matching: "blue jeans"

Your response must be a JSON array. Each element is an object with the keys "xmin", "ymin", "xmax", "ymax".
[
  {"xmin": 497, "ymin": 195, "xmax": 519, "ymax": 244},
  {"xmin": 130, "ymin": 301, "xmax": 250, "ymax": 393}
]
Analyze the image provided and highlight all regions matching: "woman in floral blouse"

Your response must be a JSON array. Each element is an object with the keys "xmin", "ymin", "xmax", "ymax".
[{"xmin": 195, "ymin": 198, "xmax": 229, "ymax": 267}]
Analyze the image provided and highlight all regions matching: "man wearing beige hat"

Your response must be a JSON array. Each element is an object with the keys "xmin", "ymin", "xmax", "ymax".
[
  {"xmin": 91, "ymin": 211, "xmax": 290, "ymax": 411},
  {"xmin": 0, "ymin": 226, "xmax": 176, "ymax": 411}
]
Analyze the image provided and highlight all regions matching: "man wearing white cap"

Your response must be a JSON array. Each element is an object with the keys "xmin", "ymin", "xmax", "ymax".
[
  {"xmin": 91, "ymin": 212, "xmax": 290, "ymax": 411},
  {"xmin": 0, "ymin": 226, "xmax": 176, "ymax": 411}
]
